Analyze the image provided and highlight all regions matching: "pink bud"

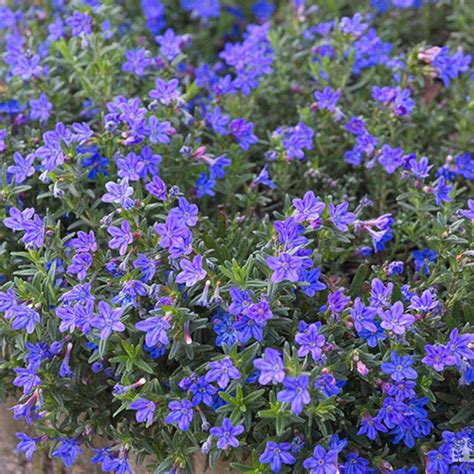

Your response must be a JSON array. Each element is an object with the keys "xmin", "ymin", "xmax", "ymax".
[{"xmin": 356, "ymin": 360, "xmax": 369, "ymax": 376}]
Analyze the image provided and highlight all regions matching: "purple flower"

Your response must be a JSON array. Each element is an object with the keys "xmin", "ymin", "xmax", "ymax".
[
  {"xmin": 314, "ymin": 86, "xmax": 341, "ymax": 112},
  {"xmin": 340, "ymin": 13, "xmax": 368, "ymax": 36},
  {"xmin": 67, "ymin": 252, "xmax": 93, "ymax": 281},
  {"xmin": 300, "ymin": 268, "xmax": 326, "ymax": 296},
  {"xmin": 107, "ymin": 220, "xmax": 133, "ymax": 255},
  {"xmin": 22, "ymin": 214, "xmax": 45, "ymax": 248},
  {"xmin": 422, "ymin": 344, "xmax": 456, "ymax": 372},
  {"xmin": 66, "ymin": 11, "xmax": 92, "ymax": 36},
  {"xmin": 387, "ymin": 261, "xmax": 404, "ymax": 276},
  {"xmin": 378, "ymin": 145, "xmax": 404, "ymax": 174},
  {"xmin": 266, "ymin": 253, "xmax": 304, "ymax": 283},
  {"xmin": 229, "ymin": 118, "xmax": 258, "ymax": 151},
  {"xmin": 373, "ymin": 86, "xmax": 415, "ymax": 117},
  {"xmin": 29, "ymin": 93, "xmax": 52, "ymax": 122},
  {"xmin": 206, "ymin": 106, "xmax": 230, "ymax": 135},
  {"xmin": 314, "ymin": 373, "xmax": 342, "ymax": 397},
  {"xmin": 447, "ymin": 328, "xmax": 474, "ymax": 367},
  {"xmin": 293, "ymin": 191, "xmax": 325, "ymax": 223},
  {"xmin": 117, "ymin": 152, "xmax": 145, "ymax": 181},
  {"xmin": 69, "ymin": 231, "xmax": 96, "ymax": 253},
  {"xmin": 460, "ymin": 199, "xmax": 474, "ymax": 220},
  {"xmin": 426, "ymin": 446, "xmax": 451, "ymax": 474},
  {"xmin": 341, "ymin": 453, "xmax": 373, "ymax": 474},
  {"xmin": 169, "ymin": 197, "xmax": 198, "ymax": 227},
  {"xmin": 412, "ymin": 248, "xmax": 437, "ymax": 275},
  {"xmin": 350, "ymin": 298, "xmax": 377, "ymax": 333},
  {"xmin": 165, "ymin": 399, "xmax": 194, "ymax": 431},
  {"xmin": 370, "ymin": 278, "xmax": 393, "ymax": 308},
  {"xmin": 155, "ymin": 28, "xmax": 183, "ymax": 61},
  {"xmin": 149, "ymin": 78, "xmax": 180, "ymax": 105},
  {"xmin": 7, "ymin": 152, "xmax": 35, "ymax": 184},
  {"xmin": 10, "ymin": 305, "xmax": 41, "ymax": 334},
  {"xmin": 135, "ymin": 316, "xmax": 171, "ymax": 346},
  {"xmin": 148, "ymin": 116, "xmax": 172, "ymax": 144},
  {"xmin": 189, "ymin": 376, "xmax": 216, "ymax": 407},
  {"xmin": 247, "ymin": 299, "xmax": 273, "ymax": 323},
  {"xmin": 253, "ymin": 348, "xmax": 285, "ymax": 385},
  {"xmin": 13, "ymin": 367, "xmax": 41, "ymax": 395},
  {"xmin": 11, "ymin": 54, "xmax": 42, "ymax": 80},
  {"xmin": 253, "ymin": 164, "xmax": 276, "ymax": 189},
  {"xmin": 16, "ymin": 433, "xmax": 38, "ymax": 460},
  {"xmin": 259, "ymin": 441, "xmax": 296, "ymax": 473},
  {"xmin": 234, "ymin": 315, "xmax": 265, "ymax": 343},
  {"xmin": 346, "ymin": 117, "xmax": 366, "ymax": 135},
  {"xmin": 91, "ymin": 301, "xmax": 125, "ymax": 340},
  {"xmin": 129, "ymin": 398, "xmax": 156, "ymax": 426},
  {"xmin": 295, "ymin": 322, "xmax": 326, "ymax": 361},
  {"xmin": 381, "ymin": 351, "xmax": 417, "ymax": 381},
  {"xmin": 133, "ymin": 254, "xmax": 157, "ymax": 282},
  {"xmin": 302, "ymin": 445, "xmax": 338, "ymax": 474},
  {"xmin": 209, "ymin": 155, "xmax": 231, "ymax": 180},
  {"xmin": 409, "ymin": 289, "xmax": 437, "ymax": 313},
  {"xmin": 176, "ymin": 255, "xmax": 207, "ymax": 287},
  {"xmin": 206, "ymin": 357, "xmax": 241, "ymax": 388},
  {"xmin": 278, "ymin": 122, "xmax": 314, "ymax": 160},
  {"xmin": 357, "ymin": 414, "xmax": 388, "ymax": 440},
  {"xmin": 277, "ymin": 374, "xmax": 311, "ymax": 415},
  {"xmin": 432, "ymin": 46, "xmax": 471, "ymax": 86},
  {"xmin": 431, "ymin": 177, "xmax": 452, "ymax": 206},
  {"xmin": 410, "ymin": 156, "xmax": 432, "ymax": 179},
  {"xmin": 210, "ymin": 418, "xmax": 244, "ymax": 450},
  {"xmin": 387, "ymin": 380, "xmax": 417, "ymax": 402},
  {"xmin": 155, "ymin": 215, "xmax": 190, "ymax": 249},
  {"xmin": 146, "ymin": 175, "xmax": 167, "ymax": 200},
  {"xmin": 182, "ymin": 0, "xmax": 221, "ymax": 18},
  {"xmin": 329, "ymin": 202, "xmax": 356, "ymax": 232},
  {"xmin": 0, "ymin": 128, "xmax": 6, "ymax": 152},
  {"xmin": 139, "ymin": 146, "xmax": 162, "ymax": 177},
  {"xmin": 102, "ymin": 178, "xmax": 134, "ymax": 209},
  {"xmin": 0, "ymin": 288, "xmax": 17, "ymax": 315},
  {"xmin": 52, "ymin": 439, "xmax": 83, "ymax": 467},
  {"xmin": 327, "ymin": 290, "xmax": 350, "ymax": 315},
  {"xmin": 195, "ymin": 172, "xmax": 216, "ymax": 197},
  {"xmin": 380, "ymin": 301, "xmax": 415, "ymax": 335},
  {"xmin": 122, "ymin": 49, "xmax": 152, "ymax": 76}
]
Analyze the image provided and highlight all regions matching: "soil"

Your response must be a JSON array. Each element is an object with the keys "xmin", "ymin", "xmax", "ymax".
[{"xmin": 0, "ymin": 401, "xmax": 231, "ymax": 473}]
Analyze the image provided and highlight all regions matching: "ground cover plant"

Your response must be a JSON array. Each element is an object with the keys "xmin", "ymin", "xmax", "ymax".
[{"xmin": 0, "ymin": 0, "xmax": 473, "ymax": 472}]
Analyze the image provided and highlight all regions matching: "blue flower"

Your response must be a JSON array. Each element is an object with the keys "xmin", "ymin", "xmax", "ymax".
[
  {"xmin": 52, "ymin": 439, "xmax": 83, "ymax": 467},
  {"xmin": 205, "ymin": 357, "xmax": 241, "ymax": 388},
  {"xmin": 302, "ymin": 445, "xmax": 338, "ymax": 473},
  {"xmin": 107, "ymin": 220, "xmax": 133, "ymax": 256},
  {"xmin": 195, "ymin": 171, "xmax": 216, "ymax": 198},
  {"xmin": 189, "ymin": 376, "xmax": 217, "ymax": 407},
  {"xmin": 16, "ymin": 433, "xmax": 39, "ymax": 460},
  {"xmin": 7, "ymin": 152, "xmax": 35, "ymax": 184},
  {"xmin": 253, "ymin": 348, "xmax": 285, "ymax": 385},
  {"xmin": 165, "ymin": 399, "xmax": 194, "ymax": 431},
  {"xmin": 277, "ymin": 374, "xmax": 311, "ymax": 415},
  {"xmin": 259, "ymin": 441, "xmax": 295, "ymax": 473},
  {"xmin": 266, "ymin": 253, "xmax": 304, "ymax": 284},
  {"xmin": 381, "ymin": 351, "xmax": 417, "ymax": 381},
  {"xmin": 129, "ymin": 398, "xmax": 156, "ymax": 426},
  {"xmin": 210, "ymin": 417, "xmax": 244, "ymax": 449},
  {"xmin": 135, "ymin": 316, "xmax": 171, "ymax": 347},
  {"xmin": 176, "ymin": 255, "xmax": 207, "ymax": 287},
  {"xmin": 412, "ymin": 248, "xmax": 437, "ymax": 275}
]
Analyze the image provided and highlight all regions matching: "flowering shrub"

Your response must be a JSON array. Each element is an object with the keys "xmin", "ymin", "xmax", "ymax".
[{"xmin": 1, "ymin": 1, "xmax": 474, "ymax": 473}]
